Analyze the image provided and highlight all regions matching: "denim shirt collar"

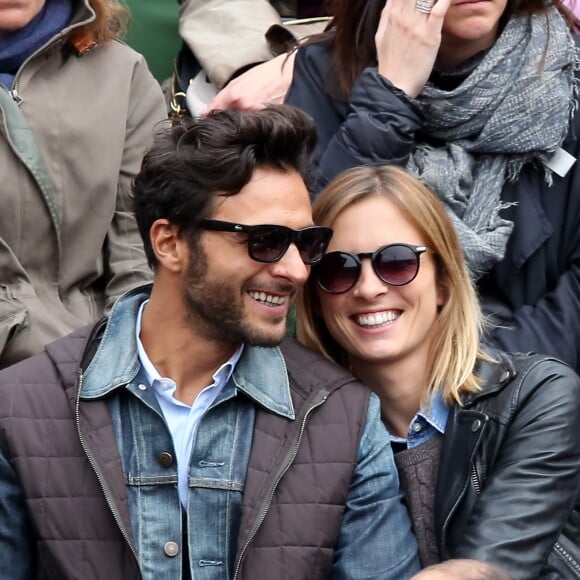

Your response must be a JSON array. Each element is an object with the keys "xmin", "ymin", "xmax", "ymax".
[
  {"xmin": 419, "ymin": 392, "xmax": 449, "ymax": 434},
  {"xmin": 232, "ymin": 345, "xmax": 295, "ymax": 419},
  {"xmin": 389, "ymin": 391, "xmax": 449, "ymax": 445},
  {"xmin": 80, "ymin": 284, "xmax": 295, "ymax": 419}
]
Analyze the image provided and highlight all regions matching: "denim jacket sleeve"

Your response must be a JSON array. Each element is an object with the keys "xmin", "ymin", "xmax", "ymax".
[
  {"xmin": 332, "ymin": 394, "xmax": 421, "ymax": 579},
  {"xmin": 0, "ymin": 445, "xmax": 33, "ymax": 579}
]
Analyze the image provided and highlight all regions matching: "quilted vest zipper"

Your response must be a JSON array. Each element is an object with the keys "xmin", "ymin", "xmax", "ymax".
[
  {"xmin": 232, "ymin": 390, "xmax": 330, "ymax": 580},
  {"xmin": 74, "ymin": 369, "xmax": 141, "ymax": 575}
]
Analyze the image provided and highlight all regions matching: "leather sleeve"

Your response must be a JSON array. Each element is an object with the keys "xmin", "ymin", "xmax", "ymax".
[{"xmin": 452, "ymin": 359, "xmax": 580, "ymax": 579}]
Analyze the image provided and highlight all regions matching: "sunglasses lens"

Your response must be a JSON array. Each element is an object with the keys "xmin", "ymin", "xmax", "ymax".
[
  {"xmin": 296, "ymin": 228, "xmax": 333, "ymax": 265},
  {"xmin": 315, "ymin": 252, "xmax": 360, "ymax": 294},
  {"xmin": 248, "ymin": 226, "xmax": 290, "ymax": 262},
  {"xmin": 375, "ymin": 245, "xmax": 420, "ymax": 285}
]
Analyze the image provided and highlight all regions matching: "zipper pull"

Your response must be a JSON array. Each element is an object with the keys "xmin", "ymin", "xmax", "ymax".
[{"xmin": 9, "ymin": 89, "xmax": 22, "ymax": 106}]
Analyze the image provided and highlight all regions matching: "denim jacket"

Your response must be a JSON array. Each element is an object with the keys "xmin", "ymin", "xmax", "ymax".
[{"xmin": 0, "ymin": 285, "xmax": 419, "ymax": 579}]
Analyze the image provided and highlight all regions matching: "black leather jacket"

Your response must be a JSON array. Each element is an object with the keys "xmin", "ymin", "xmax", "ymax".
[{"xmin": 435, "ymin": 350, "xmax": 580, "ymax": 578}]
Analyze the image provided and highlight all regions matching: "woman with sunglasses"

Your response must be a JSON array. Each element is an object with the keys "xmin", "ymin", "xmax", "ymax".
[
  {"xmin": 296, "ymin": 165, "xmax": 580, "ymax": 578},
  {"xmin": 286, "ymin": 0, "xmax": 580, "ymax": 375}
]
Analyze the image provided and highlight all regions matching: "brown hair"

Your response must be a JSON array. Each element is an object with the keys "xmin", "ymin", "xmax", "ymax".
[
  {"xmin": 296, "ymin": 165, "xmax": 491, "ymax": 406},
  {"xmin": 132, "ymin": 105, "xmax": 317, "ymax": 268},
  {"xmin": 78, "ymin": 0, "xmax": 130, "ymax": 46}
]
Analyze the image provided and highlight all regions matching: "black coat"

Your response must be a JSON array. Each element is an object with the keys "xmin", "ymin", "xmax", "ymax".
[
  {"xmin": 286, "ymin": 43, "xmax": 580, "ymax": 372},
  {"xmin": 436, "ymin": 350, "xmax": 580, "ymax": 578}
]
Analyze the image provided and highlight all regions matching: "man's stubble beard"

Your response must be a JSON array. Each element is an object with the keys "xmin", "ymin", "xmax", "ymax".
[{"xmin": 182, "ymin": 245, "xmax": 288, "ymax": 347}]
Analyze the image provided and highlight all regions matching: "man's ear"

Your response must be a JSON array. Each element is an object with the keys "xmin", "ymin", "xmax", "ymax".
[{"xmin": 149, "ymin": 219, "xmax": 188, "ymax": 273}]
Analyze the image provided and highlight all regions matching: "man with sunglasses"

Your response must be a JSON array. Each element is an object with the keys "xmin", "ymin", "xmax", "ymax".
[{"xmin": 0, "ymin": 106, "xmax": 420, "ymax": 579}]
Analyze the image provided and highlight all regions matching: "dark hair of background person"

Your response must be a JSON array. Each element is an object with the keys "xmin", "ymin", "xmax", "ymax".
[
  {"xmin": 310, "ymin": 0, "xmax": 580, "ymax": 94},
  {"xmin": 132, "ymin": 105, "xmax": 318, "ymax": 267}
]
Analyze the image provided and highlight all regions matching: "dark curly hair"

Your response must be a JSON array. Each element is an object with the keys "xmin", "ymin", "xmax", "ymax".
[{"xmin": 132, "ymin": 105, "xmax": 317, "ymax": 267}]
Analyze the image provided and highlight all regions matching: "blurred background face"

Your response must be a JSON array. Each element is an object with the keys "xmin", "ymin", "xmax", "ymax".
[
  {"xmin": 0, "ymin": 0, "xmax": 46, "ymax": 34},
  {"xmin": 439, "ymin": 0, "xmax": 509, "ymax": 63}
]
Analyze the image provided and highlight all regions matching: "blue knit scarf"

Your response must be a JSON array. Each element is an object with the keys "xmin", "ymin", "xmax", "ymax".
[{"xmin": 0, "ymin": 0, "xmax": 73, "ymax": 89}]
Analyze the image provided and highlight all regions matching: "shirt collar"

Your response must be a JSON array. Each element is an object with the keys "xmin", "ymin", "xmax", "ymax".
[
  {"xmin": 418, "ymin": 391, "xmax": 449, "ymax": 434},
  {"xmin": 134, "ymin": 300, "xmax": 243, "ymax": 396},
  {"xmin": 389, "ymin": 391, "xmax": 449, "ymax": 444},
  {"xmin": 232, "ymin": 344, "xmax": 295, "ymax": 419},
  {"xmin": 81, "ymin": 284, "xmax": 295, "ymax": 419}
]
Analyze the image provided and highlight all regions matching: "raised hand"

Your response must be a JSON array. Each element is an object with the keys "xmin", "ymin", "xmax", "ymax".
[{"xmin": 375, "ymin": 0, "xmax": 452, "ymax": 98}]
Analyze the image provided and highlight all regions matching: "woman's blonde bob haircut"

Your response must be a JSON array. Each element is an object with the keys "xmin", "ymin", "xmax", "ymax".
[{"xmin": 296, "ymin": 165, "xmax": 489, "ymax": 406}]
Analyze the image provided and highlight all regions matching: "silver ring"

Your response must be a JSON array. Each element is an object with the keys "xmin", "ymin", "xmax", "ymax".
[{"xmin": 415, "ymin": 0, "xmax": 433, "ymax": 13}]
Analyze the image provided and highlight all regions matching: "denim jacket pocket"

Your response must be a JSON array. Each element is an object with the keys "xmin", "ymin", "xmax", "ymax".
[{"xmin": 0, "ymin": 284, "xmax": 29, "ymax": 356}]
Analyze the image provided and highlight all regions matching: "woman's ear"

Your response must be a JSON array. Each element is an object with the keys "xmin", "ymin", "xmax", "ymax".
[{"xmin": 149, "ymin": 219, "xmax": 188, "ymax": 273}]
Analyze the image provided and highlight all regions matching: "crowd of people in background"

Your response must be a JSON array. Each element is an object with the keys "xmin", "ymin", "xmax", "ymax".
[{"xmin": 0, "ymin": 0, "xmax": 579, "ymax": 578}]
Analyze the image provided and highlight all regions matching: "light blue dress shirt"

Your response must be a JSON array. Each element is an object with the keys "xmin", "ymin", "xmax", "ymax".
[{"xmin": 135, "ymin": 301, "xmax": 243, "ymax": 507}]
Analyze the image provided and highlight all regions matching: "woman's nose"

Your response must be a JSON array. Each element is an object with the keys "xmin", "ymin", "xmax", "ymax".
[{"xmin": 352, "ymin": 259, "xmax": 388, "ymax": 298}]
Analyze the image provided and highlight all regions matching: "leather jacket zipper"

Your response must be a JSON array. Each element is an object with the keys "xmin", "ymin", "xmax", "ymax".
[
  {"xmin": 74, "ymin": 370, "xmax": 141, "ymax": 576},
  {"xmin": 470, "ymin": 462, "xmax": 482, "ymax": 495},
  {"xmin": 232, "ymin": 391, "xmax": 330, "ymax": 580},
  {"xmin": 553, "ymin": 541, "xmax": 580, "ymax": 577}
]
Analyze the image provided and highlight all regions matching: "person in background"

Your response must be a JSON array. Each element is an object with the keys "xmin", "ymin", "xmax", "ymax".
[
  {"xmin": 412, "ymin": 559, "xmax": 515, "ymax": 580},
  {"xmin": 297, "ymin": 164, "xmax": 580, "ymax": 578},
  {"xmin": 0, "ymin": 108, "xmax": 420, "ymax": 579},
  {"xmin": 286, "ymin": 0, "xmax": 580, "ymax": 372},
  {"xmin": 0, "ymin": 0, "xmax": 166, "ymax": 368},
  {"xmin": 177, "ymin": 0, "xmax": 330, "ymax": 114}
]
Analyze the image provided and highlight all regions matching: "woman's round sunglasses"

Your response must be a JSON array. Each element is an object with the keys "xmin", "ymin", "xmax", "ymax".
[
  {"xmin": 199, "ymin": 219, "xmax": 333, "ymax": 265},
  {"xmin": 314, "ymin": 243, "xmax": 428, "ymax": 294}
]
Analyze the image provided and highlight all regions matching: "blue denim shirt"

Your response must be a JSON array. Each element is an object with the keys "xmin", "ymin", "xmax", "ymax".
[{"xmin": 0, "ymin": 286, "xmax": 420, "ymax": 579}]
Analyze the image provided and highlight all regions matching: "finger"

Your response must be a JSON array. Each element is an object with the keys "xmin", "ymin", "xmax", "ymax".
[
  {"xmin": 429, "ymin": 0, "xmax": 452, "ymax": 21},
  {"xmin": 376, "ymin": 5, "xmax": 389, "ymax": 41},
  {"xmin": 415, "ymin": 0, "xmax": 435, "ymax": 16}
]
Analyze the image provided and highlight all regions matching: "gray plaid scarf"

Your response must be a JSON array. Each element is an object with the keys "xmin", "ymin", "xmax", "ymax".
[{"xmin": 407, "ymin": 8, "xmax": 577, "ymax": 279}]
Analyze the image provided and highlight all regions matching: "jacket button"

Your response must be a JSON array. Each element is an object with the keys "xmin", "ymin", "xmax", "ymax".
[
  {"xmin": 471, "ymin": 419, "xmax": 482, "ymax": 432},
  {"xmin": 158, "ymin": 452, "xmax": 174, "ymax": 468},
  {"xmin": 164, "ymin": 541, "xmax": 179, "ymax": 557}
]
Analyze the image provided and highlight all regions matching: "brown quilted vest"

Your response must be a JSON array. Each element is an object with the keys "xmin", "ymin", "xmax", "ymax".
[{"xmin": 0, "ymin": 326, "xmax": 370, "ymax": 580}]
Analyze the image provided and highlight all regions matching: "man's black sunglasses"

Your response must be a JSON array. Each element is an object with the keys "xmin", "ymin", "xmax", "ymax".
[
  {"xmin": 314, "ymin": 243, "xmax": 428, "ymax": 294},
  {"xmin": 199, "ymin": 219, "xmax": 333, "ymax": 265}
]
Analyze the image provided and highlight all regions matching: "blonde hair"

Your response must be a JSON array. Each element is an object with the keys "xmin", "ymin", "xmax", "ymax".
[
  {"xmin": 79, "ymin": 0, "xmax": 130, "ymax": 46},
  {"xmin": 296, "ymin": 165, "xmax": 490, "ymax": 406}
]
